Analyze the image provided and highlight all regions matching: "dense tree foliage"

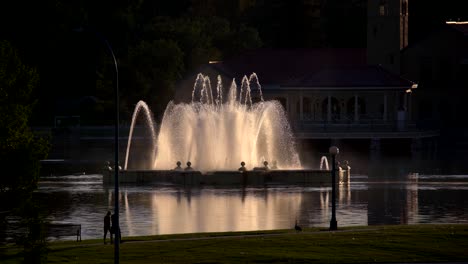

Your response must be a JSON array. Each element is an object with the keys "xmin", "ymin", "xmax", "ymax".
[
  {"xmin": 126, "ymin": 39, "xmax": 185, "ymax": 116},
  {"xmin": 1, "ymin": 0, "xmax": 467, "ymax": 125},
  {"xmin": 0, "ymin": 40, "xmax": 50, "ymax": 262},
  {"xmin": 0, "ymin": 0, "xmax": 263, "ymax": 124},
  {"xmin": 0, "ymin": 40, "xmax": 49, "ymax": 197}
]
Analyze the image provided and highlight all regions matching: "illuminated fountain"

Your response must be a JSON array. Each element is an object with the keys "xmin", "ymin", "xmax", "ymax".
[
  {"xmin": 105, "ymin": 73, "xmax": 349, "ymax": 185},
  {"xmin": 124, "ymin": 73, "xmax": 302, "ymax": 172},
  {"xmin": 319, "ymin": 156, "xmax": 329, "ymax": 170}
]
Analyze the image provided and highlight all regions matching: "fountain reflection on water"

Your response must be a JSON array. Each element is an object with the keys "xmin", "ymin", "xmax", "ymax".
[
  {"xmin": 33, "ymin": 172, "xmax": 468, "ymax": 239},
  {"xmin": 124, "ymin": 73, "xmax": 302, "ymax": 172}
]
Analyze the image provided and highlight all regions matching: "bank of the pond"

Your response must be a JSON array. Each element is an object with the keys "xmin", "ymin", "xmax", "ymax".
[{"xmin": 1, "ymin": 224, "xmax": 468, "ymax": 263}]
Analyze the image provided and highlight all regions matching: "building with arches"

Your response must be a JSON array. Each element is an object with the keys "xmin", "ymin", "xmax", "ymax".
[
  {"xmin": 176, "ymin": 0, "xmax": 447, "ymax": 167},
  {"xmin": 178, "ymin": 45, "xmax": 436, "ymax": 167}
]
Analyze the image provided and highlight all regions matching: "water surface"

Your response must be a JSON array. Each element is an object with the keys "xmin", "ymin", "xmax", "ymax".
[{"xmin": 36, "ymin": 173, "xmax": 468, "ymax": 240}]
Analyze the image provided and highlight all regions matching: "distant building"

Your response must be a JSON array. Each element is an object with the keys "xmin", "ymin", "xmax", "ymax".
[
  {"xmin": 401, "ymin": 21, "xmax": 468, "ymax": 158},
  {"xmin": 178, "ymin": 0, "xmax": 468, "ymax": 166},
  {"xmin": 367, "ymin": 0, "xmax": 408, "ymax": 75},
  {"xmin": 191, "ymin": 48, "xmax": 417, "ymax": 132},
  {"xmin": 402, "ymin": 21, "xmax": 468, "ymax": 128},
  {"xmin": 178, "ymin": 47, "xmax": 436, "ymax": 167}
]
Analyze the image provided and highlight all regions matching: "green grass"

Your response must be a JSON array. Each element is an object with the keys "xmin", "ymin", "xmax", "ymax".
[{"xmin": 2, "ymin": 224, "xmax": 468, "ymax": 263}]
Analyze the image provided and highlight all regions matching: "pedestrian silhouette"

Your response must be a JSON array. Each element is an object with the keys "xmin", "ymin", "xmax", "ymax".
[
  {"xmin": 104, "ymin": 211, "xmax": 111, "ymax": 244},
  {"xmin": 111, "ymin": 213, "xmax": 122, "ymax": 244}
]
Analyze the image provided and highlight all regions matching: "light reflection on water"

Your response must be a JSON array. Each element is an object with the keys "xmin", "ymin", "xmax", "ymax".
[{"xmin": 36, "ymin": 173, "xmax": 468, "ymax": 240}]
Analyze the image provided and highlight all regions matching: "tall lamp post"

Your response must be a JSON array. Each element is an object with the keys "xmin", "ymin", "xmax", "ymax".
[
  {"xmin": 329, "ymin": 146, "xmax": 339, "ymax": 230},
  {"xmin": 74, "ymin": 27, "xmax": 120, "ymax": 262}
]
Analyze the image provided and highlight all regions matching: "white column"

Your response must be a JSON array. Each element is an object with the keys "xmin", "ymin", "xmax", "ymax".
[
  {"xmin": 327, "ymin": 95, "xmax": 331, "ymax": 122},
  {"xmin": 408, "ymin": 92, "xmax": 412, "ymax": 121},
  {"xmin": 300, "ymin": 94, "xmax": 303, "ymax": 121},
  {"xmin": 354, "ymin": 95, "xmax": 358, "ymax": 122},
  {"xmin": 383, "ymin": 93, "xmax": 387, "ymax": 122},
  {"xmin": 313, "ymin": 100, "xmax": 317, "ymax": 120},
  {"xmin": 404, "ymin": 92, "xmax": 408, "ymax": 112}
]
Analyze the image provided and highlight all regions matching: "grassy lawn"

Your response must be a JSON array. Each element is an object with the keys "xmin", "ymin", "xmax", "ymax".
[{"xmin": 1, "ymin": 224, "xmax": 468, "ymax": 263}]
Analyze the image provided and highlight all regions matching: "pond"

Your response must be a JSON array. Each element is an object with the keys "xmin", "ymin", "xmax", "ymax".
[{"xmin": 36, "ymin": 171, "xmax": 468, "ymax": 240}]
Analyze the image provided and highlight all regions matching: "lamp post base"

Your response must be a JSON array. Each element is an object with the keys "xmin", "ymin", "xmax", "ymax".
[{"xmin": 330, "ymin": 220, "xmax": 337, "ymax": 231}]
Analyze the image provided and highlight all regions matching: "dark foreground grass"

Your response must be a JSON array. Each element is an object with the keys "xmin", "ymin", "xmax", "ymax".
[{"xmin": 1, "ymin": 224, "xmax": 468, "ymax": 263}]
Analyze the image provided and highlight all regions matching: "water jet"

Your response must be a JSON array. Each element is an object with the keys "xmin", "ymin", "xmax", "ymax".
[{"xmin": 125, "ymin": 73, "xmax": 301, "ymax": 172}]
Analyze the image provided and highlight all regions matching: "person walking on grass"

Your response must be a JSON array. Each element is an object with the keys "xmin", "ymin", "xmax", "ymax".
[
  {"xmin": 104, "ymin": 211, "xmax": 112, "ymax": 244},
  {"xmin": 111, "ymin": 212, "xmax": 122, "ymax": 244}
]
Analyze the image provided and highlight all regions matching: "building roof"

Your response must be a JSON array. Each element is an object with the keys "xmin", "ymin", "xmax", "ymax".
[
  {"xmin": 207, "ymin": 48, "xmax": 413, "ymax": 89},
  {"xmin": 285, "ymin": 65, "xmax": 414, "ymax": 88},
  {"xmin": 401, "ymin": 21, "xmax": 468, "ymax": 53},
  {"xmin": 209, "ymin": 48, "xmax": 367, "ymax": 86}
]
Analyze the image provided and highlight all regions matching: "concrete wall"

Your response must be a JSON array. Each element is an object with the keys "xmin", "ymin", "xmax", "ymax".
[{"xmin": 102, "ymin": 169, "xmax": 350, "ymax": 186}]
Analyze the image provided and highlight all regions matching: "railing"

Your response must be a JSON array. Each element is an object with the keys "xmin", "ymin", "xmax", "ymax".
[
  {"xmin": 292, "ymin": 119, "xmax": 440, "ymax": 139},
  {"xmin": 46, "ymin": 223, "xmax": 82, "ymax": 242},
  {"xmin": 301, "ymin": 113, "xmax": 385, "ymax": 122},
  {"xmin": 1, "ymin": 218, "xmax": 82, "ymax": 243},
  {"xmin": 294, "ymin": 120, "xmax": 414, "ymax": 132}
]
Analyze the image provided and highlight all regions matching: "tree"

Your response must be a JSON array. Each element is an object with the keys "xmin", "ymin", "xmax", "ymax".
[
  {"xmin": 0, "ymin": 39, "xmax": 50, "ymax": 263},
  {"xmin": 126, "ymin": 39, "xmax": 185, "ymax": 116},
  {"xmin": 0, "ymin": 1, "xmax": 262, "ymax": 124},
  {"xmin": 121, "ymin": 15, "xmax": 261, "ymax": 118},
  {"xmin": 0, "ymin": 40, "xmax": 49, "ymax": 198}
]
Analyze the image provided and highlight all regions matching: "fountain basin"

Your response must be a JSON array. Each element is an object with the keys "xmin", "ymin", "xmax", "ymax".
[{"xmin": 103, "ymin": 169, "xmax": 350, "ymax": 186}]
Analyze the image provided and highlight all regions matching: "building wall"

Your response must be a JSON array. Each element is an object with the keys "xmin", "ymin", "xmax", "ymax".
[
  {"xmin": 401, "ymin": 26, "xmax": 468, "ymax": 126},
  {"xmin": 367, "ymin": 0, "xmax": 408, "ymax": 74},
  {"xmin": 401, "ymin": 23, "xmax": 468, "ymax": 158}
]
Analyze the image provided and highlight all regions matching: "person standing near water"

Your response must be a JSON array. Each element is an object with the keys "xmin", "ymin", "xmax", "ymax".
[
  {"xmin": 104, "ymin": 211, "xmax": 112, "ymax": 244},
  {"xmin": 111, "ymin": 212, "xmax": 121, "ymax": 243}
]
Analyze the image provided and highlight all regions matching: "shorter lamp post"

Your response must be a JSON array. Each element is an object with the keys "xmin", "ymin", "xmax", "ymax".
[{"xmin": 329, "ymin": 146, "xmax": 339, "ymax": 230}]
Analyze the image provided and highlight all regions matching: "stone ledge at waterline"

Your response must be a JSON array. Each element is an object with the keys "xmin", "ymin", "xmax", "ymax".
[{"xmin": 102, "ymin": 169, "xmax": 350, "ymax": 186}]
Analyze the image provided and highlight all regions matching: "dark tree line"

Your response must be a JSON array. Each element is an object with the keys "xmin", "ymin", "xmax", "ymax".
[
  {"xmin": 0, "ymin": 0, "xmax": 365, "ymax": 125},
  {"xmin": 0, "ymin": 0, "xmax": 262, "ymax": 124},
  {"xmin": 1, "ymin": 0, "xmax": 467, "ymax": 125},
  {"xmin": 0, "ymin": 40, "xmax": 50, "ymax": 262}
]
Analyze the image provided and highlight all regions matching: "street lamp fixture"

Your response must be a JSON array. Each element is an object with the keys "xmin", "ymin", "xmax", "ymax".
[{"xmin": 329, "ymin": 146, "xmax": 339, "ymax": 230}]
